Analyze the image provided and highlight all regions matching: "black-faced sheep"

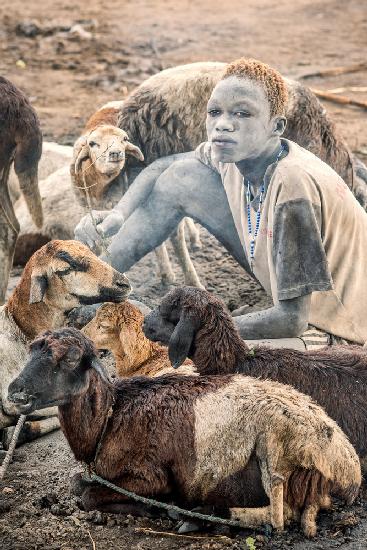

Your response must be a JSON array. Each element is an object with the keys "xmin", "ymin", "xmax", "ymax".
[
  {"xmin": 82, "ymin": 301, "xmax": 195, "ymax": 377},
  {"xmin": 8, "ymin": 327, "xmax": 361, "ymax": 538},
  {"xmin": 143, "ymin": 287, "xmax": 367, "ymax": 469},
  {"xmin": 71, "ymin": 101, "xmax": 203, "ymax": 288},
  {"xmin": 0, "ymin": 239, "xmax": 130, "ymax": 430},
  {"xmin": 0, "ymin": 76, "xmax": 43, "ymax": 304}
]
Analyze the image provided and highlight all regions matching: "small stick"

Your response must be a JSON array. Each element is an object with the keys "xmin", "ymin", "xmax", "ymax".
[
  {"xmin": 310, "ymin": 89, "xmax": 367, "ymax": 110},
  {"xmin": 0, "ymin": 414, "xmax": 26, "ymax": 480},
  {"xmin": 300, "ymin": 62, "xmax": 367, "ymax": 80},
  {"xmin": 325, "ymin": 87, "xmax": 367, "ymax": 94},
  {"xmin": 87, "ymin": 528, "xmax": 96, "ymax": 550},
  {"xmin": 134, "ymin": 527, "xmax": 232, "ymax": 541}
]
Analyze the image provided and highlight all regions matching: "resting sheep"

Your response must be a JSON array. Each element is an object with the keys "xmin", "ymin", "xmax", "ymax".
[
  {"xmin": 0, "ymin": 76, "xmax": 43, "ymax": 304},
  {"xmin": 71, "ymin": 102, "xmax": 203, "ymax": 287},
  {"xmin": 143, "ymin": 287, "xmax": 367, "ymax": 469},
  {"xmin": 8, "ymin": 327, "xmax": 361, "ymax": 538},
  {"xmin": 0, "ymin": 239, "xmax": 130, "ymax": 430},
  {"xmin": 82, "ymin": 301, "xmax": 195, "ymax": 377}
]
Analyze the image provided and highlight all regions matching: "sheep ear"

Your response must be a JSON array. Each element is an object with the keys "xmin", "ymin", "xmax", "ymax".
[
  {"xmin": 168, "ymin": 312, "xmax": 196, "ymax": 369},
  {"xmin": 125, "ymin": 141, "xmax": 144, "ymax": 162},
  {"xmin": 90, "ymin": 357, "xmax": 111, "ymax": 384},
  {"xmin": 118, "ymin": 327, "xmax": 138, "ymax": 369},
  {"xmin": 29, "ymin": 274, "xmax": 48, "ymax": 304},
  {"xmin": 73, "ymin": 136, "xmax": 90, "ymax": 173}
]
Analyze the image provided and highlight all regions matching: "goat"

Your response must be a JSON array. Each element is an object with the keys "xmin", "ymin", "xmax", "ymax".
[
  {"xmin": 71, "ymin": 101, "xmax": 203, "ymax": 288},
  {"xmin": 0, "ymin": 76, "xmax": 43, "ymax": 304},
  {"xmin": 0, "ymin": 239, "xmax": 130, "ymax": 430},
  {"xmin": 143, "ymin": 287, "xmax": 367, "ymax": 469},
  {"xmin": 8, "ymin": 327, "xmax": 361, "ymax": 538},
  {"xmin": 82, "ymin": 301, "xmax": 195, "ymax": 377}
]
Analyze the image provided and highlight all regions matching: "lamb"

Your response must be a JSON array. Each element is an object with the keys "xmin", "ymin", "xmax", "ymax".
[
  {"xmin": 7, "ymin": 327, "xmax": 361, "ymax": 538},
  {"xmin": 0, "ymin": 239, "xmax": 130, "ymax": 430},
  {"xmin": 143, "ymin": 287, "xmax": 367, "ymax": 468},
  {"xmin": 0, "ymin": 76, "xmax": 43, "ymax": 304},
  {"xmin": 71, "ymin": 101, "xmax": 203, "ymax": 287},
  {"xmin": 82, "ymin": 301, "xmax": 195, "ymax": 377}
]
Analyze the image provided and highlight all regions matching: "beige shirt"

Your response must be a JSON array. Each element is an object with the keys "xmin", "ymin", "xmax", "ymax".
[{"xmin": 196, "ymin": 139, "xmax": 367, "ymax": 344}]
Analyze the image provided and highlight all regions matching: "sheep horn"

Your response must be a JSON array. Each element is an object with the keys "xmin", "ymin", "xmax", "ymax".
[
  {"xmin": 73, "ymin": 136, "xmax": 90, "ymax": 173},
  {"xmin": 125, "ymin": 142, "xmax": 144, "ymax": 162}
]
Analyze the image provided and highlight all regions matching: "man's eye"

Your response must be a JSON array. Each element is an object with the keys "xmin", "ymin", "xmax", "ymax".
[
  {"xmin": 235, "ymin": 111, "xmax": 250, "ymax": 118},
  {"xmin": 207, "ymin": 109, "xmax": 220, "ymax": 117}
]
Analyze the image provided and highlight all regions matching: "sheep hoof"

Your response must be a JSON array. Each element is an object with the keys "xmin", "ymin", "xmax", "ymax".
[
  {"xmin": 160, "ymin": 273, "xmax": 176, "ymax": 286},
  {"xmin": 177, "ymin": 520, "xmax": 200, "ymax": 534}
]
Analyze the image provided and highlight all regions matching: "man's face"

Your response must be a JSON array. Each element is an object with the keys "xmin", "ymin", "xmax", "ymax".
[{"xmin": 206, "ymin": 76, "xmax": 275, "ymax": 163}]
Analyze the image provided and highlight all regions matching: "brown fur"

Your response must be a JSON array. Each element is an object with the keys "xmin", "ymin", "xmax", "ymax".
[
  {"xmin": 85, "ymin": 107, "xmax": 120, "ymax": 132},
  {"xmin": 0, "ymin": 76, "xmax": 43, "ymax": 304},
  {"xmin": 145, "ymin": 287, "xmax": 367, "ymax": 461},
  {"xmin": 8, "ymin": 327, "xmax": 360, "ymax": 537},
  {"xmin": 82, "ymin": 301, "xmax": 194, "ymax": 377}
]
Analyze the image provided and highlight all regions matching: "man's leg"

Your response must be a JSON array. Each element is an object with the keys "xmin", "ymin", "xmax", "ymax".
[{"xmin": 105, "ymin": 158, "xmax": 250, "ymax": 274}]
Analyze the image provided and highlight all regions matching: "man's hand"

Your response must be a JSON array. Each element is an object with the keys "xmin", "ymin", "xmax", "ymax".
[{"xmin": 74, "ymin": 210, "xmax": 109, "ymax": 250}]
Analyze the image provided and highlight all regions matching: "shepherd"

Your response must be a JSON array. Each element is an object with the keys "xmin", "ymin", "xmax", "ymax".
[{"xmin": 75, "ymin": 58, "xmax": 367, "ymax": 347}]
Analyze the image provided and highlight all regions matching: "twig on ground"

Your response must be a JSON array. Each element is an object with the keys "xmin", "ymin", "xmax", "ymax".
[
  {"xmin": 134, "ymin": 526, "xmax": 233, "ymax": 542},
  {"xmin": 300, "ymin": 62, "xmax": 367, "ymax": 79},
  {"xmin": 325, "ymin": 87, "xmax": 367, "ymax": 94},
  {"xmin": 87, "ymin": 528, "xmax": 96, "ymax": 550},
  {"xmin": 310, "ymin": 89, "xmax": 367, "ymax": 110}
]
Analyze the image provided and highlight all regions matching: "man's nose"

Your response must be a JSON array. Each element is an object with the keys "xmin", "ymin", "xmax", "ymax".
[{"xmin": 215, "ymin": 115, "xmax": 235, "ymax": 132}]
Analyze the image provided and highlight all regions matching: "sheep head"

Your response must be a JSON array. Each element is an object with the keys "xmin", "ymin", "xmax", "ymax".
[
  {"xmin": 83, "ymin": 301, "xmax": 151, "ymax": 375},
  {"xmin": 7, "ymin": 328, "xmax": 109, "ymax": 414},
  {"xmin": 73, "ymin": 125, "xmax": 144, "ymax": 182},
  {"xmin": 28, "ymin": 240, "xmax": 131, "ymax": 310}
]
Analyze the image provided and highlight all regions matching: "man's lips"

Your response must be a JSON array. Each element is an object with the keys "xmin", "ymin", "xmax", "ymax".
[{"xmin": 212, "ymin": 138, "xmax": 237, "ymax": 148}]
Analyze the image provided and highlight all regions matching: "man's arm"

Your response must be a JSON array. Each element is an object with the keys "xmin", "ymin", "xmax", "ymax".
[{"xmin": 233, "ymin": 294, "xmax": 311, "ymax": 339}]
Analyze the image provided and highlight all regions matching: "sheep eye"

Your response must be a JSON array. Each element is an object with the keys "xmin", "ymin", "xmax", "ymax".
[
  {"xmin": 55, "ymin": 268, "xmax": 72, "ymax": 277},
  {"xmin": 89, "ymin": 141, "xmax": 99, "ymax": 147},
  {"xmin": 123, "ymin": 136, "xmax": 128, "ymax": 142}
]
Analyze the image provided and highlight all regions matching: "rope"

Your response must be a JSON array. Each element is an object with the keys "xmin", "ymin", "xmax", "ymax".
[
  {"xmin": 88, "ymin": 472, "xmax": 242, "ymax": 528},
  {"xmin": 0, "ymin": 414, "xmax": 26, "ymax": 480}
]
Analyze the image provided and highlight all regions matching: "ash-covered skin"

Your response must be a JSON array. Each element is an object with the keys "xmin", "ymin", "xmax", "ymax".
[{"xmin": 75, "ymin": 76, "xmax": 311, "ymax": 340}]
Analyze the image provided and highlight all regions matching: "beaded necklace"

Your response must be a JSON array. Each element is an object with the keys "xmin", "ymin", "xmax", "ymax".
[{"xmin": 246, "ymin": 146, "xmax": 284, "ymax": 270}]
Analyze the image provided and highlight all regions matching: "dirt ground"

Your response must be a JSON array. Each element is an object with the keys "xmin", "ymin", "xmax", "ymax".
[{"xmin": 1, "ymin": 0, "xmax": 367, "ymax": 548}]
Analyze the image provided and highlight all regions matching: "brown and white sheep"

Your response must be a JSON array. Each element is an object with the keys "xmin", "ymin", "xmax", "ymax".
[
  {"xmin": 82, "ymin": 301, "xmax": 195, "ymax": 377},
  {"xmin": 0, "ymin": 239, "xmax": 130, "ymax": 430},
  {"xmin": 143, "ymin": 287, "xmax": 367, "ymax": 469},
  {"xmin": 0, "ymin": 76, "xmax": 43, "ymax": 304},
  {"xmin": 8, "ymin": 327, "xmax": 361, "ymax": 537},
  {"xmin": 71, "ymin": 101, "xmax": 203, "ymax": 287}
]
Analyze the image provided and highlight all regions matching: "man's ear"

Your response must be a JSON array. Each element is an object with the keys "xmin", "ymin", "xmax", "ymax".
[
  {"xmin": 29, "ymin": 273, "xmax": 48, "ymax": 304},
  {"xmin": 272, "ymin": 116, "xmax": 287, "ymax": 137},
  {"xmin": 168, "ymin": 311, "xmax": 197, "ymax": 369}
]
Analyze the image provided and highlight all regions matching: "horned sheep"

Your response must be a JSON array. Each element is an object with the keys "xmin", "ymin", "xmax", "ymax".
[
  {"xmin": 0, "ymin": 239, "xmax": 130, "ymax": 430},
  {"xmin": 0, "ymin": 76, "xmax": 43, "ymax": 304},
  {"xmin": 8, "ymin": 327, "xmax": 361, "ymax": 538},
  {"xmin": 82, "ymin": 301, "xmax": 195, "ymax": 377},
  {"xmin": 71, "ymin": 102, "xmax": 203, "ymax": 288},
  {"xmin": 143, "ymin": 287, "xmax": 367, "ymax": 468}
]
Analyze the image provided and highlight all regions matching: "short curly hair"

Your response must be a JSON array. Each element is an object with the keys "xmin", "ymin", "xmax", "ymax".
[{"xmin": 222, "ymin": 58, "xmax": 288, "ymax": 117}]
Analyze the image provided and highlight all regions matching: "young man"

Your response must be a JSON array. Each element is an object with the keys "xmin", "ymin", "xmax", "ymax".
[{"xmin": 75, "ymin": 58, "xmax": 367, "ymax": 345}]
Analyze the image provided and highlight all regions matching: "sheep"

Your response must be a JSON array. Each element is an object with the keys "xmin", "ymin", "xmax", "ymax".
[
  {"xmin": 0, "ymin": 76, "xmax": 43, "ymax": 304},
  {"xmin": 82, "ymin": 301, "xmax": 195, "ymax": 377},
  {"xmin": 71, "ymin": 101, "xmax": 203, "ymax": 288},
  {"xmin": 0, "ymin": 239, "xmax": 130, "ymax": 430},
  {"xmin": 143, "ymin": 287, "xmax": 367, "ymax": 470},
  {"xmin": 7, "ymin": 327, "xmax": 361, "ymax": 538}
]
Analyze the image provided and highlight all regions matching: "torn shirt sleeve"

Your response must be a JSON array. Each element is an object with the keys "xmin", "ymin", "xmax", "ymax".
[{"xmin": 273, "ymin": 191, "xmax": 333, "ymax": 301}]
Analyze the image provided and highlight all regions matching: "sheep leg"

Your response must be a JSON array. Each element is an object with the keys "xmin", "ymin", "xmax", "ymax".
[
  {"xmin": 184, "ymin": 217, "xmax": 202, "ymax": 251},
  {"xmin": 230, "ymin": 505, "xmax": 271, "ymax": 527},
  {"xmin": 301, "ymin": 503, "xmax": 319, "ymax": 538},
  {"xmin": 170, "ymin": 221, "xmax": 204, "ymax": 289},
  {"xmin": 0, "ymin": 163, "xmax": 20, "ymax": 304},
  {"xmin": 154, "ymin": 243, "xmax": 176, "ymax": 285},
  {"xmin": 269, "ymin": 474, "xmax": 285, "ymax": 531}
]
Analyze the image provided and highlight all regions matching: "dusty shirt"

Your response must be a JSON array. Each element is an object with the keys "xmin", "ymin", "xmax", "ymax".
[{"xmin": 195, "ymin": 138, "xmax": 367, "ymax": 344}]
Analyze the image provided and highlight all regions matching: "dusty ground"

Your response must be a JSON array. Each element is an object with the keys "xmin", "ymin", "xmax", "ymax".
[{"xmin": 1, "ymin": 0, "xmax": 367, "ymax": 548}]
